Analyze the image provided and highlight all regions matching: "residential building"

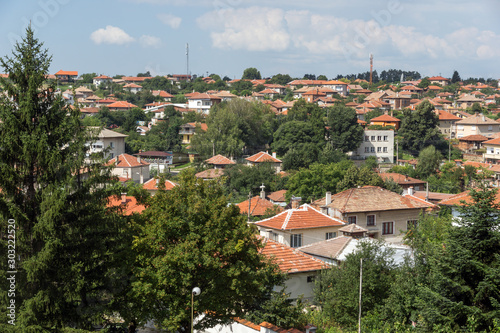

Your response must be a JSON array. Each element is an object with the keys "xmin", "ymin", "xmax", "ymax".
[
  {"xmin": 107, "ymin": 193, "xmax": 146, "ymax": 215},
  {"xmin": 187, "ymin": 92, "xmax": 221, "ymax": 114},
  {"xmin": 106, "ymin": 153, "xmax": 150, "ymax": 183},
  {"xmin": 54, "ymin": 70, "xmax": 78, "ymax": 82},
  {"xmin": 195, "ymin": 168, "xmax": 225, "ymax": 180},
  {"xmin": 88, "ymin": 128, "xmax": 127, "ymax": 159},
  {"xmin": 457, "ymin": 134, "xmax": 488, "ymax": 152},
  {"xmin": 123, "ymin": 83, "xmax": 142, "ymax": 94},
  {"xmin": 245, "ymin": 151, "xmax": 282, "ymax": 172},
  {"xmin": 152, "ymin": 90, "xmax": 174, "ymax": 101},
  {"xmin": 93, "ymin": 74, "xmax": 112, "ymax": 87},
  {"xmin": 482, "ymin": 137, "xmax": 500, "ymax": 164},
  {"xmin": 369, "ymin": 114, "xmax": 401, "ymax": 130},
  {"xmin": 107, "ymin": 101, "xmax": 138, "ymax": 111},
  {"xmin": 455, "ymin": 94, "xmax": 483, "ymax": 109},
  {"xmin": 267, "ymin": 190, "xmax": 287, "ymax": 207},
  {"xmin": 428, "ymin": 76, "xmax": 449, "ymax": 86},
  {"xmin": 236, "ymin": 190, "xmax": 284, "ymax": 219},
  {"xmin": 134, "ymin": 150, "xmax": 173, "ymax": 173},
  {"xmin": 205, "ymin": 317, "xmax": 313, "ymax": 333},
  {"xmin": 437, "ymin": 110, "xmax": 462, "ymax": 138},
  {"xmin": 142, "ymin": 178, "xmax": 177, "ymax": 195},
  {"xmin": 455, "ymin": 113, "xmax": 500, "ymax": 138},
  {"xmin": 311, "ymin": 186, "xmax": 436, "ymax": 243},
  {"xmin": 205, "ymin": 154, "xmax": 235, "ymax": 168},
  {"xmin": 379, "ymin": 173, "xmax": 427, "ymax": 192},
  {"xmin": 254, "ymin": 203, "xmax": 345, "ymax": 248},
  {"xmin": 179, "ymin": 122, "xmax": 208, "ymax": 144},
  {"xmin": 352, "ymin": 129, "xmax": 394, "ymax": 163}
]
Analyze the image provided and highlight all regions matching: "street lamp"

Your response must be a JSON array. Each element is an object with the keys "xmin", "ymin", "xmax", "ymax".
[{"xmin": 191, "ymin": 287, "xmax": 201, "ymax": 333}]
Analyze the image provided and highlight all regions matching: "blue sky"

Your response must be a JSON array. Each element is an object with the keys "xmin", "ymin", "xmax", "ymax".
[{"xmin": 1, "ymin": 0, "xmax": 499, "ymax": 80}]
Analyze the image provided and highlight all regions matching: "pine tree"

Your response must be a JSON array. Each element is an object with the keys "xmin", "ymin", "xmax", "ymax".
[{"xmin": 0, "ymin": 27, "xmax": 129, "ymax": 330}]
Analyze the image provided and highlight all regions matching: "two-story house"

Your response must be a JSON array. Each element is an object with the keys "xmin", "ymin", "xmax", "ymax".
[
  {"xmin": 369, "ymin": 114, "xmax": 401, "ymax": 130},
  {"xmin": 88, "ymin": 128, "xmax": 127, "ymax": 160},
  {"xmin": 455, "ymin": 113, "xmax": 500, "ymax": 138},
  {"xmin": 246, "ymin": 151, "xmax": 282, "ymax": 173},
  {"xmin": 311, "ymin": 186, "xmax": 436, "ymax": 243},
  {"xmin": 106, "ymin": 153, "xmax": 150, "ymax": 183},
  {"xmin": 187, "ymin": 92, "xmax": 221, "ymax": 114},
  {"xmin": 93, "ymin": 74, "xmax": 112, "ymax": 87},
  {"xmin": 437, "ymin": 110, "xmax": 462, "ymax": 139},
  {"xmin": 179, "ymin": 122, "xmax": 208, "ymax": 144}
]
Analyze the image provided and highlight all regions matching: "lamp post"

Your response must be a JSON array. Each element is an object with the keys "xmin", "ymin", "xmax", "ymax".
[{"xmin": 191, "ymin": 287, "xmax": 201, "ymax": 333}]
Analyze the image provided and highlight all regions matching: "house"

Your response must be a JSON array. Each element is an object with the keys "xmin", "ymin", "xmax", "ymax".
[
  {"xmin": 482, "ymin": 137, "xmax": 500, "ymax": 164},
  {"xmin": 259, "ymin": 88, "xmax": 280, "ymax": 99},
  {"xmin": 123, "ymin": 83, "xmax": 142, "ymax": 94},
  {"xmin": 437, "ymin": 110, "xmax": 462, "ymax": 138},
  {"xmin": 236, "ymin": 191, "xmax": 284, "ymax": 219},
  {"xmin": 205, "ymin": 154, "xmax": 235, "ymax": 169},
  {"xmin": 136, "ymin": 126, "xmax": 149, "ymax": 136},
  {"xmin": 428, "ymin": 76, "xmax": 449, "ymax": 86},
  {"xmin": 379, "ymin": 172, "xmax": 427, "ymax": 192},
  {"xmin": 134, "ymin": 150, "xmax": 173, "ymax": 173},
  {"xmin": 311, "ymin": 186, "xmax": 436, "ymax": 243},
  {"xmin": 55, "ymin": 70, "xmax": 78, "ymax": 82},
  {"xmin": 267, "ymin": 190, "xmax": 287, "ymax": 207},
  {"xmin": 438, "ymin": 189, "xmax": 500, "ymax": 220},
  {"xmin": 456, "ymin": 94, "xmax": 483, "ymax": 109},
  {"xmin": 384, "ymin": 93, "xmax": 412, "ymax": 110},
  {"xmin": 142, "ymin": 177, "xmax": 177, "ymax": 195},
  {"xmin": 260, "ymin": 238, "xmax": 326, "ymax": 300},
  {"xmin": 121, "ymin": 76, "xmax": 148, "ymax": 84},
  {"xmin": 107, "ymin": 193, "xmax": 146, "ymax": 215},
  {"xmin": 152, "ymin": 90, "xmax": 174, "ymax": 101},
  {"xmin": 93, "ymin": 75, "xmax": 112, "ymax": 87},
  {"xmin": 106, "ymin": 153, "xmax": 150, "ymax": 183},
  {"xmin": 457, "ymin": 134, "xmax": 488, "ymax": 152},
  {"xmin": 179, "ymin": 122, "xmax": 208, "ymax": 144},
  {"xmin": 187, "ymin": 92, "xmax": 221, "ymax": 114},
  {"xmin": 455, "ymin": 113, "xmax": 500, "ymax": 138},
  {"xmin": 195, "ymin": 168, "xmax": 225, "ymax": 180},
  {"xmin": 299, "ymin": 229, "xmax": 411, "ymax": 266},
  {"xmin": 369, "ymin": 114, "xmax": 401, "ymax": 130},
  {"xmin": 351, "ymin": 129, "xmax": 394, "ymax": 163},
  {"xmin": 88, "ymin": 128, "xmax": 127, "ymax": 160},
  {"xmin": 205, "ymin": 317, "xmax": 313, "ymax": 333},
  {"xmin": 75, "ymin": 86, "xmax": 93, "ymax": 99},
  {"xmin": 254, "ymin": 202, "xmax": 345, "ymax": 248},
  {"xmin": 107, "ymin": 101, "xmax": 138, "ymax": 111},
  {"xmin": 324, "ymin": 80, "xmax": 348, "ymax": 97},
  {"xmin": 245, "ymin": 152, "xmax": 282, "ymax": 172}
]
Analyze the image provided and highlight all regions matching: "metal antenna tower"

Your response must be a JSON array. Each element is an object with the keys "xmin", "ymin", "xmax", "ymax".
[
  {"xmin": 369, "ymin": 53, "xmax": 373, "ymax": 85},
  {"xmin": 186, "ymin": 43, "xmax": 189, "ymax": 80}
]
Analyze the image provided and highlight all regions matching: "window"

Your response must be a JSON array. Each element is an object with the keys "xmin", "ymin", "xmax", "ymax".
[
  {"xmin": 382, "ymin": 222, "xmax": 394, "ymax": 235},
  {"xmin": 348, "ymin": 216, "xmax": 357, "ymax": 224},
  {"xmin": 383, "ymin": 147, "xmax": 388, "ymax": 153},
  {"xmin": 407, "ymin": 220, "xmax": 418, "ymax": 230},
  {"xmin": 489, "ymin": 125, "xmax": 493, "ymax": 131},
  {"xmin": 471, "ymin": 125, "xmax": 476, "ymax": 131},
  {"xmin": 490, "ymin": 147, "xmax": 494, "ymax": 154},
  {"xmin": 109, "ymin": 153, "xmax": 114, "ymax": 158},
  {"xmin": 371, "ymin": 136, "xmax": 375, "ymax": 141},
  {"xmin": 365, "ymin": 135, "xmax": 369, "ymax": 142},
  {"xmin": 364, "ymin": 147, "xmax": 370, "ymax": 153},
  {"xmin": 377, "ymin": 136, "xmax": 382, "ymax": 141},
  {"xmin": 383, "ymin": 135, "xmax": 388, "ymax": 141},
  {"xmin": 269, "ymin": 231, "xmax": 278, "ymax": 241},
  {"xmin": 366, "ymin": 215, "xmax": 375, "ymax": 226},
  {"xmin": 370, "ymin": 147, "xmax": 375, "ymax": 153},
  {"xmin": 377, "ymin": 147, "xmax": 382, "ymax": 153},
  {"xmin": 109, "ymin": 141, "xmax": 115, "ymax": 149},
  {"xmin": 457, "ymin": 125, "xmax": 464, "ymax": 131},
  {"xmin": 326, "ymin": 232, "xmax": 337, "ymax": 240},
  {"xmin": 290, "ymin": 234, "xmax": 302, "ymax": 248}
]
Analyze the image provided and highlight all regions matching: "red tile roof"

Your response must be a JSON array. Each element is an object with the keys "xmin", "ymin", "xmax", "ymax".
[
  {"xmin": 187, "ymin": 122, "xmax": 208, "ymax": 131},
  {"xmin": 122, "ymin": 76, "xmax": 148, "ymax": 82},
  {"xmin": 313, "ymin": 186, "xmax": 435, "ymax": 213},
  {"xmin": 152, "ymin": 90, "xmax": 174, "ymax": 98},
  {"xmin": 106, "ymin": 153, "xmax": 149, "ymax": 168},
  {"xmin": 142, "ymin": 178, "xmax": 177, "ymax": 191},
  {"xmin": 370, "ymin": 114, "xmax": 401, "ymax": 122},
  {"xmin": 267, "ymin": 190, "xmax": 287, "ymax": 202},
  {"xmin": 94, "ymin": 75, "xmax": 112, "ymax": 79},
  {"xmin": 482, "ymin": 137, "xmax": 500, "ymax": 146},
  {"xmin": 260, "ymin": 238, "xmax": 326, "ymax": 273},
  {"xmin": 379, "ymin": 173, "xmax": 426, "ymax": 186},
  {"xmin": 428, "ymin": 76, "xmax": 449, "ymax": 81},
  {"xmin": 458, "ymin": 134, "xmax": 489, "ymax": 142},
  {"xmin": 236, "ymin": 196, "xmax": 283, "ymax": 216},
  {"xmin": 255, "ymin": 204, "xmax": 345, "ymax": 230},
  {"xmin": 107, "ymin": 195, "xmax": 146, "ymax": 215},
  {"xmin": 124, "ymin": 83, "xmax": 142, "ymax": 88},
  {"xmin": 438, "ymin": 110, "xmax": 461, "ymax": 121},
  {"xmin": 107, "ymin": 101, "xmax": 138, "ymax": 109},
  {"xmin": 55, "ymin": 70, "xmax": 78, "ymax": 76},
  {"xmin": 246, "ymin": 151, "xmax": 282, "ymax": 163},
  {"xmin": 205, "ymin": 154, "xmax": 235, "ymax": 165},
  {"xmin": 195, "ymin": 168, "xmax": 225, "ymax": 179}
]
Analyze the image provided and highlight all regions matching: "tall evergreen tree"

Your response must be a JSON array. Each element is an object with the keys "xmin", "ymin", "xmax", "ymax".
[
  {"xmin": 326, "ymin": 104, "xmax": 363, "ymax": 153},
  {"xmin": 0, "ymin": 27, "xmax": 128, "ymax": 330}
]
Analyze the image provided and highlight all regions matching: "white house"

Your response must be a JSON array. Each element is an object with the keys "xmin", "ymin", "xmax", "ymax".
[
  {"xmin": 87, "ymin": 128, "xmax": 128, "ymax": 160},
  {"xmin": 351, "ymin": 129, "xmax": 394, "ymax": 163}
]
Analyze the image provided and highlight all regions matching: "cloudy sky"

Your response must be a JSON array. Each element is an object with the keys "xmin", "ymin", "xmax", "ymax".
[{"xmin": 1, "ymin": 0, "xmax": 499, "ymax": 80}]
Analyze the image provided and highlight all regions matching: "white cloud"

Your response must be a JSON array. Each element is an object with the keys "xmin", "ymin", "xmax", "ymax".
[
  {"xmin": 139, "ymin": 35, "xmax": 161, "ymax": 47},
  {"xmin": 140, "ymin": 35, "xmax": 162, "ymax": 48},
  {"xmin": 157, "ymin": 13, "xmax": 182, "ymax": 29},
  {"xmin": 90, "ymin": 26, "xmax": 135, "ymax": 45},
  {"xmin": 197, "ymin": 7, "xmax": 290, "ymax": 52}
]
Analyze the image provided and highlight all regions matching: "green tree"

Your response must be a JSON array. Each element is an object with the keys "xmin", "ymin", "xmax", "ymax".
[
  {"xmin": 451, "ymin": 70, "xmax": 461, "ymax": 83},
  {"xmin": 398, "ymin": 100, "xmax": 446, "ymax": 155},
  {"xmin": 314, "ymin": 240, "xmax": 397, "ymax": 329},
  {"xmin": 326, "ymin": 104, "xmax": 364, "ymax": 153},
  {"xmin": 223, "ymin": 163, "xmax": 282, "ymax": 200},
  {"xmin": 272, "ymin": 121, "xmax": 316, "ymax": 156},
  {"xmin": 80, "ymin": 72, "xmax": 98, "ymax": 84},
  {"xmin": 417, "ymin": 77, "xmax": 430, "ymax": 89},
  {"xmin": 286, "ymin": 160, "xmax": 353, "ymax": 202},
  {"xmin": 268, "ymin": 73, "xmax": 293, "ymax": 86},
  {"xmin": 0, "ymin": 27, "xmax": 128, "ymax": 330},
  {"xmin": 130, "ymin": 171, "xmax": 283, "ymax": 331},
  {"xmin": 143, "ymin": 106, "xmax": 183, "ymax": 152},
  {"xmin": 336, "ymin": 165, "xmax": 385, "ymax": 192},
  {"xmin": 415, "ymin": 145, "xmax": 442, "ymax": 178},
  {"xmin": 242, "ymin": 67, "xmax": 262, "ymax": 80}
]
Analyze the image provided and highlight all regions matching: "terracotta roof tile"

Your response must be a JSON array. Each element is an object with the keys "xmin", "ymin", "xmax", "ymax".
[
  {"xmin": 260, "ymin": 238, "xmax": 326, "ymax": 273},
  {"xmin": 107, "ymin": 195, "xmax": 146, "ymax": 215},
  {"xmin": 255, "ymin": 204, "xmax": 345, "ymax": 230},
  {"xmin": 379, "ymin": 172, "xmax": 426, "ymax": 186},
  {"xmin": 205, "ymin": 154, "xmax": 235, "ymax": 165},
  {"xmin": 299, "ymin": 236, "xmax": 353, "ymax": 259},
  {"xmin": 106, "ymin": 153, "xmax": 149, "ymax": 168},
  {"xmin": 142, "ymin": 178, "xmax": 177, "ymax": 191},
  {"xmin": 237, "ymin": 196, "xmax": 283, "ymax": 216},
  {"xmin": 458, "ymin": 134, "xmax": 489, "ymax": 141},
  {"xmin": 246, "ymin": 151, "xmax": 282, "ymax": 163},
  {"xmin": 195, "ymin": 168, "xmax": 225, "ymax": 179},
  {"xmin": 55, "ymin": 70, "xmax": 78, "ymax": 76},
  {"xmin": 107, "ymin": 101, "xmax": 138, "ymax": 109},
  {"xmin": 370, "ymin": 114, "xmax": 401, "ymax": 122},
  {"xmin": 267, "ymin": 190, "xmax": 287, "ymax": 202},
  {"xmin": 438, "ymin": 110, "xmax": 461, "ymax": 121}
]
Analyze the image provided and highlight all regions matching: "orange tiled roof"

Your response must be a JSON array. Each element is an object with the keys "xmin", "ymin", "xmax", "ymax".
[
  {"xmin": 379, "ymin": 173, "xmax": 426, "ymax": 186},
  {"xmin": 107, "ymin": 101, "xmax": 138, "ymax": 109},
  {"xmin": 236, "ymin": 196, "xmax": 283, "ymax": 216},
  {"xmin": 482, "ymin": 137, "xmax": 500, "ymax": 145},
  {"xmin": 205, "ymin": 154, "xmax": 235, "ymax": 165},
  {"xmin": 106, "ymin": 153, "xmax": 149, "ymax": 168},
  {"xmin": 187, "ymin": 122, "xmax": 208, "ymax": 131},
  {"xmin": 124, "ymin": 83, "xmax": 142, "ymax": 88},
  {"xmin": 267, "ymin": 190, "xmax": 287, "ymax": 202},
  {"xmin": 428, "ymin": 76, "xmax": 449, "ymax": 81},
  {"xmin": 260, "ymin": 238, "xmax": 326, "ymax": 273},
  {"xmin": 246, "ymin": 151, "xmax": 282, "ymax": 163},
  {"xmin": 255, "ymin": 204, "xmax": 345, "ymax": 230},
  {"xmin": 313, "ymin": 186, "xmax": 435, "ymax": 213},
  {"xmin": 195, "ymin": 168, "xmax": 225, "ymax": 179},
  {"xmin": 122, "ymin": 76, "xmax": 148, "ymax": 82},
  {"xmin": 458, "ymin": 134, "xmax": 489, "ymax": 142},
  {"xmin": 438, "ymin": 110, "xmax": 461, "ymax": 121},
  {"xmin": 107, "ymin": 195, "xmax": 146, "ymax": 215},
  {"xmin": 142, "ymin": 178, "xmax": 177, "ymax": 191},
  {"xmin": 55, "ymin": 70, "xmax": 78, "ymax": 76},
  {"xmin": 370, "ymin": 114, "xmax": 401, "ymax": 122},
  {"xmin": 94, "ymin": 75, "xmax": 112, "ymax": 79}
]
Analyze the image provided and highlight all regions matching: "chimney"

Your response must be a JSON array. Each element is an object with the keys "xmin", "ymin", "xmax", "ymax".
[
  {"xmin": 325, "ymin": 191, "xmax": 332, "ymax": 205},
  {"xmin": 260, "ymin": 183, "xmax": 266, "ymax": 199},
  {"xmin": 272, "ymin": 152, "xmax": 277, "ymax": 159},
  {"xmin": 291, "ymin": 196, "xmax": 301, "ymax": 209},
  {"xmin": 407, "ymin": 186, "xmax": 414, "ymax": 196},
  {"xmin": 121, "ymin": 193, "xmax": 127, "ymax": 204},
  {"xmin": 426, "ymin": 182, "xmax": 429, "ymax": 201}
]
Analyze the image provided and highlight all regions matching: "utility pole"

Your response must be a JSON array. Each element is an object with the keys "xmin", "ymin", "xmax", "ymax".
[
  {"xmin": 186, "ymin": 43, "xmax": 189, "ymax": 81},
  {"xmin": 247, "ymin": 192, "xmax": 252, "ymax": 223},
  {"xmin": 369, "ymin": 53, "xmax": 373, "ymax": 86},
  {"xmin": 358, "ymin": 258, "xmax": 363, "ymax": 333}
]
